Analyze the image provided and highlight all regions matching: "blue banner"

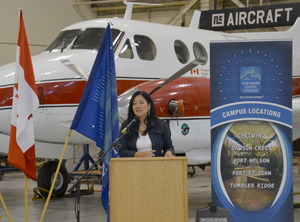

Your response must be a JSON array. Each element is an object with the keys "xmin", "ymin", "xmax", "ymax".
[
  {"xmin": 210, "ymin": 40, "xmax": 293, "ymax": 222},
  {"xmin": 70, "ymin": 24, "xmax": 119, "ymax": 222}
]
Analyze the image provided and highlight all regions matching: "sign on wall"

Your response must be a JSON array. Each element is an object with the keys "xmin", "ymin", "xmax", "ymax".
[
  {"xmin": 200, "ymin": 3, "xmax": 300, "ymax": 31},
  {"xmin": 210, "ymin": 40, "xmax": 293, "ymax": 222}
]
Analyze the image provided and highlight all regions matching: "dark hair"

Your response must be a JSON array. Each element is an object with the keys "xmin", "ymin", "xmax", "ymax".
[{"xmin": 126, "ymin": 90, "xmax": 157, "ymax": 136}]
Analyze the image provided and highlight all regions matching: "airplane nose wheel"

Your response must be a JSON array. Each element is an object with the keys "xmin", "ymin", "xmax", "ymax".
[
  {"xmin": 37, "ymin": 160, "xmax": 69, "ymax": 198},
  {"xmin": 51, "ymin": 172, "xmax": 64, "ymax": 190}
]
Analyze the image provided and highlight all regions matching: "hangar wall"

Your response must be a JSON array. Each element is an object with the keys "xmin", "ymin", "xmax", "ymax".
[
  {"xmin": 0, "ymin": 0, "xmax": 88, "ymax": 66},
  {"xmin": 0, "ymin": 0, "xmax": 298, "ymax": 67},
  {"xmin": 0, "ymin": 1, "xmax": 199, "ymax": 67}
]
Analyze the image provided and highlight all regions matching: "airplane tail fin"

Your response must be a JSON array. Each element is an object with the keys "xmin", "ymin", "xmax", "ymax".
[
  {"xmin": 285, "ymin": 16, "xmax": 300, "ymax": 38},
  {"xmin": 236, "ymin": 16, "xmax": 300, "ymax": 76},
  {"xmin": 236, "ymin": 16, "xmax": 300, "ymax": 51},
  {"xmin": 285, "ymin": 16, "xmax": 300, "ymax": 76}
]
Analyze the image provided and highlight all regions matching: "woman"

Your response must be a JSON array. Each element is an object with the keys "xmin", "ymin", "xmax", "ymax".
[{"xmin": 119, "ymin": 90, "xmax": 175, "ymax": 158}]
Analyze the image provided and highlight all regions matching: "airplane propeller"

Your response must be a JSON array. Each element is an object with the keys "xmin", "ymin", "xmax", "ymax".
[
  {"xmin": 60, "ymin": 58, "xmax": 89, "ymax": 80},
  {"xmin": 148, "ymin": 57, "xmax": 205, "ymax": 95}
]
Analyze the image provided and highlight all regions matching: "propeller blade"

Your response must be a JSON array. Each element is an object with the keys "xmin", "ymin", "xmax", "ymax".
[
  {"xmin": 149, "ymin": 57, "xmax": 204, "ymax": 95},
  {"xmin": 60, "ymin": 58, "xmax": 89, "ymax": 80}
]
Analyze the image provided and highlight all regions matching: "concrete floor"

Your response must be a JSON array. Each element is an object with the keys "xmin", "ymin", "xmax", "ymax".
[{"xmin": 0, "ymin": 165, "xmax": 299, "ymax": 222}]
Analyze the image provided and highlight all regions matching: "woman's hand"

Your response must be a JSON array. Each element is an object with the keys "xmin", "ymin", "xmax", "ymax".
[
  {"xmin": 134, "ymin": 150, "xmax": 156, "ymax": 157},
  {"xmin": 164, "ymin": 151, "xmax": 175, "ymax": 157}
]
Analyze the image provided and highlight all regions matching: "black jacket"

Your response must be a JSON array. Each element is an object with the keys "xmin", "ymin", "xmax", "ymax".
[{"xmin": 118, "ymin": 119, "xmax": 175, "ymax": 157}]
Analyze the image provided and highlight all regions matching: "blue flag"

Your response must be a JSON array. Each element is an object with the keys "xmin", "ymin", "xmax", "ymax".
[{"xmin": 70, "ymin": 23, "xmax": 119, "ymax": 222}]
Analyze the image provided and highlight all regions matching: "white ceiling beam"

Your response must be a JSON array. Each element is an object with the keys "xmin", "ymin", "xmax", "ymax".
[
  {"xmin": 167, "ymin": 0, "xmax": 199, "ymax": 25},
  {"xmin": 231, "ymin": 0, "xmax": 246, "ymax": 8},
  {"xmin": 90, "ymin": 1, "xmax": 194, "ymax": 12}
]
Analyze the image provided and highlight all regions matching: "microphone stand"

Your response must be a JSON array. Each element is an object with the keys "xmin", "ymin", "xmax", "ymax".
[{"xmin": 68, "ymin": 132, "xmax": 127, "ymax": 222}]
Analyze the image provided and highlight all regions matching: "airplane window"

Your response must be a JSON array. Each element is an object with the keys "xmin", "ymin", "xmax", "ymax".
[
  {"xmin": 119, "ymin": 39, "xmax": 134, "ymax": 59},
  {"xmin": 45, "ymin": 29, "xmax": 81, "ymax": 51},
  {"xmin": 174, "ymin": 40, "xmax": 189, "ymax": 64},
  {"xmin": 193, "ymin": 42, "xmax": 208, "ymax": 65},
  {"xmin": 72, "ymin": 28, "xmax": 121, "ymax": 50},
  {"xmin": 134, "ymin": 35, "xmax": 157, "ymax": 61}
]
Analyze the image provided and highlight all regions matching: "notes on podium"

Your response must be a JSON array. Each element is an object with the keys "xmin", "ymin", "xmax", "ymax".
[{"xmin": 109, "ymin": 157, "xmax": 188, "ymax": 222}]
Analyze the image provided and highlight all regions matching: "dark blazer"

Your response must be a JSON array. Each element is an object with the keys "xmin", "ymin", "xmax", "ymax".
[{"xmin": 118, "ymin": 118, "xmax": 175, "ymax": 157}]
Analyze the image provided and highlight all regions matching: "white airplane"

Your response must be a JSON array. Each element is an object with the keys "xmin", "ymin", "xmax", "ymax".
[{"xmin": 0, "ymin": 2, "xmax": 299, "ymax": 197}]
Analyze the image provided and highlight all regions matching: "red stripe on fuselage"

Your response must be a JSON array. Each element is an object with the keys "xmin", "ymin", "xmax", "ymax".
[
  {"xmin": 0, "ymin": 79, "xmax": 148, "ymax": 107},
  {"xmin": 293, "ymin": 77, "xmax": 300, "ymax": 96},
  {"xmin": 0, "ymin": 77, "xmax": 299, "ymax": 112}
]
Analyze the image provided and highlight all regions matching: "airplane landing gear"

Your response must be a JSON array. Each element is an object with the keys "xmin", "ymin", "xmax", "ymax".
[
  {"xmin": 37, "ymin": 161, "xmax": 69, "ymax": 198},
  {"xmin": 188, "ymin": 164, "xmax": 206, "ymax": 177},
  {"xmin": 188, "ymin": 166, "xmax": 196, "ymax": 177}
]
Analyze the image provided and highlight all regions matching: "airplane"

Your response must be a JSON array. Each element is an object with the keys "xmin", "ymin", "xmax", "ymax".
[{"xmin": 0, "ymin": 2, "xmax": 300, "ymax": 198}]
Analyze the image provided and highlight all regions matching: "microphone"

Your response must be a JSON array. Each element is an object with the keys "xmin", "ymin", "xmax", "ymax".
[{"xmin": 121, "ymin": 116, "xmax": 139, "ymax": 134}]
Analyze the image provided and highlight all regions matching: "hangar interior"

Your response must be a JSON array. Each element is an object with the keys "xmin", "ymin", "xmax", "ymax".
[
  {"xmin": 0, "ymin": 0, "xmax": 298, "ymax": 65},
  {"xmin": 0, "ymin": 0, "xmax": 300, "ymax": 221}
]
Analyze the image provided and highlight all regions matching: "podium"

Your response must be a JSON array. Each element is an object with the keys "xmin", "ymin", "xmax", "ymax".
[{"xmin": 109, "ymin": 157, "xmax": 188, "ymax": 222}]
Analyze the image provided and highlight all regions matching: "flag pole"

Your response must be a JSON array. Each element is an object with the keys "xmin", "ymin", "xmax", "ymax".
[
  {"xmin": 25, "ymin": 174, "xmax": 28, "ymax": 222},
  {"xmin": 0, "ymin": 192, "xmax": 12, "ymax": 222},
  {"xmin": 40, "ymin": 129, "xmax": 72, "ymax": 222}
]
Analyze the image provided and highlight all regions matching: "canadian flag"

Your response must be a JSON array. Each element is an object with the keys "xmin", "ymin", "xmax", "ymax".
[{"xmin": 7, "ymin": 10, "xmax": 39, "ymax": 180}]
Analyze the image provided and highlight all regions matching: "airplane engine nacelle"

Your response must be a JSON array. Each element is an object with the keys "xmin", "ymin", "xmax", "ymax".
[{"xmin": 168, "ymin": 99, "xmax": 184, "ymax": 116}]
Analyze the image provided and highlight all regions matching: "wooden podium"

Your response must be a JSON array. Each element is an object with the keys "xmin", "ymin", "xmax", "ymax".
[{"xmin": 109, "ymin": 157, "xmax": 188, "ymax": 222}]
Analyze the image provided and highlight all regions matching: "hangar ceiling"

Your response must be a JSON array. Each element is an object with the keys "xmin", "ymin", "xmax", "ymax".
[
  {"xmin": 222, "ymin": 0, "xmax": 299, "ymax": 8},
  {"xmin": 73, "ymin": 0, "xmax": 300, "ymax": 17}
]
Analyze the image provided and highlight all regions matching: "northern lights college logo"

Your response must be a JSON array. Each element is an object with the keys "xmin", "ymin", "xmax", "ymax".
[{"xmin": 240, "ymin": 66, "xmax": 262, "ymax": 94}]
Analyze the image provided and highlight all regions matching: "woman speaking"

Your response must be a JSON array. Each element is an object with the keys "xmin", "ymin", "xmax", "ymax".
[{"xmin": 119, "ymin": 90, "xmax": 175, "ymax": 158}]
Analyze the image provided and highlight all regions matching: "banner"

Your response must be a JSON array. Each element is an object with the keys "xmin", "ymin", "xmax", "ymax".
[
  {"xmin": 210, "ymin": 40, "xmax": 293, "ymax": 222},
  {"xmin": 200, "ymin": 3, "xmax": 300, "ymax": 31},
  {"xmin": 70, "ymin": 24, "xmax": 119, "ymax": 222}
]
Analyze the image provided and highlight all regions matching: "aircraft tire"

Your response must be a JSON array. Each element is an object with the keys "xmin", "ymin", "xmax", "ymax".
[{"xmin": 37, "ymin": 161, "xmax": 69, "ymax": 198}]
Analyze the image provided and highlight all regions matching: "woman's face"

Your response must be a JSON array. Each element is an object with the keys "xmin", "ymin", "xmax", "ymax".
[{"xmin": 132, "ymin": 95, "xmax": 151, "ymax": 119}]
